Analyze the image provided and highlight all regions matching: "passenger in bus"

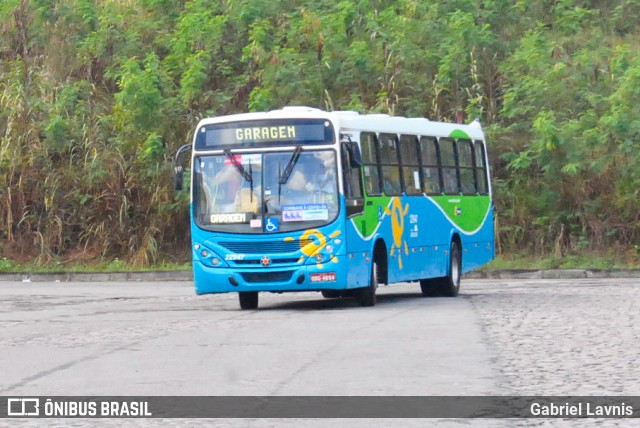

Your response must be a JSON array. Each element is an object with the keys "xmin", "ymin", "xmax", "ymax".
[
  {"xmin": 212, "ymin": 166, "xmax": 241, "ymax": 212},
  {"xmin": 422, "ymin": 169, "xmax": 440, "ymax": 194},
  {"xmin": 199, "ymin": 161, "xmax": 223, "ymax": 214},
  {"xmin": 237, "ymin": 161, "xmax": 262, "ymax": 213},
  {"xmin": 235, "ymin": 186, "xmax": 259, "ymax": 213},
  {"xmin": 215, "ymin": 165, "xmax": 261, "ymax": 214},
  {"xmin": 442, "ymin": 169, "xmax": 458, "ymax": 194},
  {"xmin": 383, "ymin": 178, "xmax": 402, "ymax": 195}
]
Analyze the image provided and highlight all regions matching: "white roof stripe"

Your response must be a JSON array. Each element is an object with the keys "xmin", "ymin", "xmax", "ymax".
[{"xmin": 196, "ymin": 107, "xmax": 486, "ymax": 141}]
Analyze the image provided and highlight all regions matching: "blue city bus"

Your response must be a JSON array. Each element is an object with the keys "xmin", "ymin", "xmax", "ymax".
[{"xmin": 176, "ymin": 107, "xmax": 494, "ymax": 309}]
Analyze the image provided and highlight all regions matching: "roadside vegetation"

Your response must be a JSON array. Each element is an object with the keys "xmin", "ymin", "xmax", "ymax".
[
  {"xmin": 1, "ymin": 1, "xmax": 639, "ymax": 270},
  {"xmin": 0, "ymin": 257, "xmax": 190, "ymax": 273},
  {"xmin": 487, "ymin": 251, "xmax": 640, "ymax": 271}
]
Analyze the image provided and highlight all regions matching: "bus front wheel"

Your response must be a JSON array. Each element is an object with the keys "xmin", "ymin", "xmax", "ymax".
[
  {"xmin": 239, "ymin": 292, "xmax": 258, "ymax": 309},
  {"xmin": 356, "ymin": 260, "xmax": 378, "ymax": 307}
]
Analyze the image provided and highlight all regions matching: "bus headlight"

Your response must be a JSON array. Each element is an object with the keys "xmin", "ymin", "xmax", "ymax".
[
  {"xmin": 193, "ymin": 244, "xmax": 227, "ymax": 268},
  {"xmin": 307, "ymin": 250, "xmax": 333, "ymax": 265}
]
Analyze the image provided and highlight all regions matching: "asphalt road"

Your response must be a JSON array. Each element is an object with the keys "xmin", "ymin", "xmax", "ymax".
[{"xmin": 1, "ymin": 278, "xmax": 639, "ymax": 426}]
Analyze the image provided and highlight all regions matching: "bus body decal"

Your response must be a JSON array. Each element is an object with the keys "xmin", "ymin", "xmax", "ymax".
[
  {"xmin": 427, "ymin": 195, "xmax": 492, "ymax": 236},
  {"xmin": 385, "ymin": 198, "xmax": 410, "ymax": 270},
  {"xmin": 348, "ymin": 197, "xmax": 394, "ymax": 241}
]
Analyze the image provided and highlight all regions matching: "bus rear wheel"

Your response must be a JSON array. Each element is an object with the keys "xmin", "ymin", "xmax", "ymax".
[
  {"xmin": 440, "ymin": 241, "xmax": 461, "ymax": 297},
  {"xmin": 419, "ymin": 278, "xmax": 440, "ymax": 297},
  {"xmin": 420, "ymin": 241, "xmax": 461, "ymax": 297},
  {"xmin": 239, "ymin": 292, "xmax": 258, "ymax": 309},
  {"xmin": 356, "ymin": 260, "xmax": 378, "ymax": 307}
]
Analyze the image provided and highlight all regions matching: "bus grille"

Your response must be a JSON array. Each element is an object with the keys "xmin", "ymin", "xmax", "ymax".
[
  {"xmin": 235, "ymin": 258, "xmax": 300, "ymax": 265},
  {"xmin": 218, "ymin": 240, "xmax": 312, "ymax": 254},
  {"xmin": 241, "ymin": 271, "xmax": 294, "ymax": 283}
]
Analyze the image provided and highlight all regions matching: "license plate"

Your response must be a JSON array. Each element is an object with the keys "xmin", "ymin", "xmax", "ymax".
[{"xmin": 310, "ymin": 272, "xmax": 336, "ymax": 282}]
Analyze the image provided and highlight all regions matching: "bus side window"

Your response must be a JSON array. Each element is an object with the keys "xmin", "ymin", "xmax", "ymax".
[
  {"xmin": 419, "ymin": 136, "xmax": 441, "ymax": 194},
  {"xmin": 474, "ymin": 140, "xmax": 489, "ymax": 194},
  {"xmin": 439, "ymin": 138, "xmax": 459, "ymax": 194},
  {"xmin": 458, "ymin": 139, "xmax": 476, "ymax": 194},
  {"xmin": 400, "ymin": 135, "xmax": 421, "ymax": 195},
  {"xmin": 379, "ymin": 133, "xmax": 402, "ymax": 196},
  {"xmin": 361, "ymin": 132, "xmax": 382, "ymax": 195}
]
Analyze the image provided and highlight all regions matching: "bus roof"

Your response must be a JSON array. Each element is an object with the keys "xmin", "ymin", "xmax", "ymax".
[{"xmin": 196, "ymin": 106, "xmax": 486, "ymax": 141}]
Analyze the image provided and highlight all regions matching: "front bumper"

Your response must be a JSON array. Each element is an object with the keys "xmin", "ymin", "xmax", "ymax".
[{"xmin": 193, "ymin": 257, "xmax": 348, "ymax": 294}]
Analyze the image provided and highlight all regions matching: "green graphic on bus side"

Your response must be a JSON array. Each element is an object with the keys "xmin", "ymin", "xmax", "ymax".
[
  {"xmin": 448, "ymin": 129, "xmax": 471, "ymax": 140},
  {"xmin": 431, "ymin": 195, "xmax": 491, "ymax": 232},
  {"xmin": 353, "ymin": 196, "xmax": 391, "ymax": 237},
  {"xmin": 354, "ymin": 195, "xmax": 490, "ymax": 238}
]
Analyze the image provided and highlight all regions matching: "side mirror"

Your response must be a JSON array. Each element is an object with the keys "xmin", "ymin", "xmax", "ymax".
[
  {"xmin": 175, "ymin": 166, "xmax": 184, "ymax": 191},
  {"xmin": 348, "ymin": 141, "xmax": 362, "ymax": 167},
  {"xmin": 174, "ymin": 144, "xmax": 191, "ymax": 192}
]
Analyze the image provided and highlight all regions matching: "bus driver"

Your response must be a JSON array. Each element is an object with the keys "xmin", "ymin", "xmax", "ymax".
[{"xmin": 212, "ymin": 165, "xmax": 259, "ymax": 213}]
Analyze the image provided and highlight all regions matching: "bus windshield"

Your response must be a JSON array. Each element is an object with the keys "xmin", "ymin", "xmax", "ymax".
[{"xmin": 193, "ymin": 149, "xmax": 339, "ymax": 234}]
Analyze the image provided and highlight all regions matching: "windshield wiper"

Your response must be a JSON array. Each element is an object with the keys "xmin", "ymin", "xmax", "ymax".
[
  {"xmin": 224, "ymin": 149, "xmax": 252, "ymax": 183},
  {"xmin": 279, "ymin": 145, "xmax": 302, "ymax": 185},
  {"xmin": 248, "ymin": 159, "xmax": 254, "ymax": 202}
]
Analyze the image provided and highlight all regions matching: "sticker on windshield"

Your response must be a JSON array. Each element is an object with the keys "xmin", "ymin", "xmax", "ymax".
[
  {"xmin": 282, "ymin": 204, "xmax": 329, "ymax": 222},
  {"xmin": 265, "ymin": 217, "xmax": 279, "ymax": 232},
  {"xmin": 224, "ymin": 153, "xmax": 261, "ymax": 165},
  {"xmin": 210, "ymin": 213, "xmax": 247, "ymax": 224}
]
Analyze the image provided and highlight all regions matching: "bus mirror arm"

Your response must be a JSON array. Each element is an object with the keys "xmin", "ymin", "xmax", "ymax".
[{"xmin": 174, "ymin": 143, "xmax": 192, "ymax": 192}]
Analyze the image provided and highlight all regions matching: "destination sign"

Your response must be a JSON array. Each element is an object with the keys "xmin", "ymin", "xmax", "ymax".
[
  {"xmin": 235, "ymin": 126, "xmax": 296, "ymax": 142},
  {"xmin": 196, "ymin": 119, "xmax": 333, "ymax": 149}
]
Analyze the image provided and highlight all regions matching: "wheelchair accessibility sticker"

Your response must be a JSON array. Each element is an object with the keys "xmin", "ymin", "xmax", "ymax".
[{"xmin": 265, "ymin": 217, "xmax": 279, "ymax": 232}]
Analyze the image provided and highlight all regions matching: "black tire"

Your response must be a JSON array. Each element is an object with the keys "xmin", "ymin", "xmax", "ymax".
[
  {"xmin": 356, "ymin": 260, "xmax": 378, "ymax": 307},
  {"xmin": 440, "ymin": 241, "xmax": 461, "ymax": 297},
  {"xmin": 420, "ymin": 241, "xmax": 461, "ymax": 297},
  {"xmin": 419, "ymin": 277, "xmax": 440, "ymax": 297},
  {"xmin": 239, "ymin": 292, "xmax": 258, "ymax": 309},
  {"xmin": 321, "ymin": 290, "xmax": 341, "ymax": 298}
]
